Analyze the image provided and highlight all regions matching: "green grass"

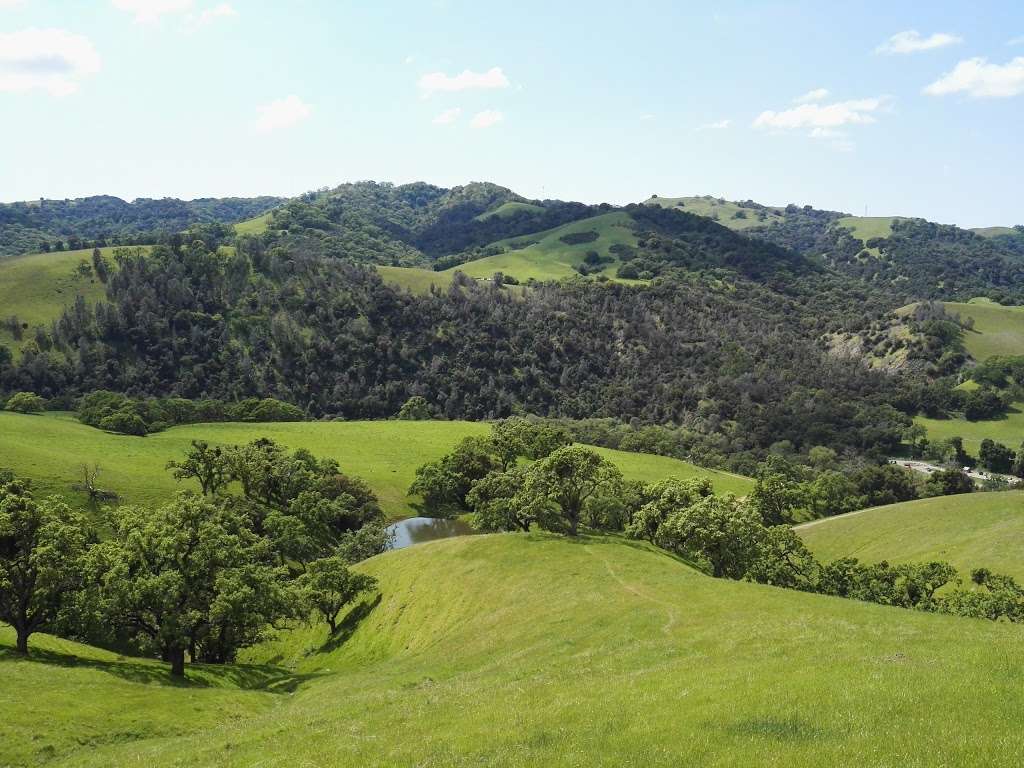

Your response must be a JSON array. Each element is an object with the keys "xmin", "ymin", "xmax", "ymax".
[
  {"xmin": 797, "ymin": 492, "xmax": 1024, "ymax": 580},
  {"xmin": 971, "ymin": 226, "xmax": 1017, "ymax": 238},
  {"xmin": 942, "ymin": 299, "xmax": 1024, "ymax": 361},
  {"xmin": 914, "ymin": 406, "xmax": 1024, "ymax": 455},
  {"xmin": 445, "ymin": 211, "xmax": 640, "ymax": 282},
  {"xmin": 233, "ymin": 212, "xmax": 275, "ymax": 235},
  {"xmin": 0, "ymin": 247, "xmax": 137, "ymax": 351},
  {"xmin": 375, "ymin": 264, "xmax": 456, "ymax": 294},
  {"xmin": 834, "ymin": 216, "xmax": 901, "ymax": 257},
  {"xmin": 644, "ymin": 196, "xmax": 784, "ymax": 231},
  {"xmin": 474, "ymin": 201, "xmax": 544, "ymax": 221},
  {"xmin": 5, "ymin": 533, "xmax": 1024, "ymax": 766},
  {"xmin": 0, "ymin": 412, "xmax": 751, "ymax": 518}
]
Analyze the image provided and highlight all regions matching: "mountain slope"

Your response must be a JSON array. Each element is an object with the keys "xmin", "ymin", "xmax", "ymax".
[{"xmin": 6, "ymin": 534, "xmax": 1023, "ymax": 767}]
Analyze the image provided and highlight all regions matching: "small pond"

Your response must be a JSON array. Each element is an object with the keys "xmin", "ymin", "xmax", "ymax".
[{"xmin": 386, "ymin": 516, "xmax": 475, "ymax": 550}]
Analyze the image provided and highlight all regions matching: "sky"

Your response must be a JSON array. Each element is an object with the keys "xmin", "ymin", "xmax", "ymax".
[{"xmin": 1, "ymin": 1, "xmax": 1023, "ymax": 227}]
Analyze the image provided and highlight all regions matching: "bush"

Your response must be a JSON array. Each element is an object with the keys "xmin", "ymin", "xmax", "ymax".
[
  {"xmin": 4, "ymin": 391, "xmax": 46, "ymax": 414},
  {"xmin": 99, "ymin": 410, "xmax": 148, "ymax": 436},
  {"xmin": 559, "ymin": 231, "xmax": 599, "ymax": 245}
]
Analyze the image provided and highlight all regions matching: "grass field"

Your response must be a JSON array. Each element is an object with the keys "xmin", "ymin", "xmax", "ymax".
[
  {"xmin": 233, "ymin": 211, "xmax": 275, "ymax": 235},
  {"xmin": 971, "ymin": 226, "xmax": 1017, "ymax": 238},
  {"xmin": 797, "ymin": 492, "xmax": 1024, "ymax": 580},
  {"xmin": 914, "ymin": 407, "xmax": 1024, "ymax": 455},
  {"xmin": 4, "ymin": 533, "xmax": 1024, "ymax": 766},
  {"xmin": 643, "ymin": 196, "xmax": 784, "ymax": 231},
  {"xmin": 942, "ymin": 299, "xmax": 1024, "ymax": 361},
  {"xmin": 834, "ymin": 216, "xmax": 901, "ymax": 257},
  {"xmin": 474, "ymin": 201, "xmax": 544, "ymax": 221},
  {"xmin": 444, "ymin": 211, "xmax": 640, "ymax": 282},
  {"xmin": 0, "ymin": 412, "xmax": 751, "ymax": 518},
  {"xmin": 0, "ymin": 247, "xmax": 137, "ymax": 351},
  {"xmin": 375, "ymin": 264, "xmax": 456, "ymax": 294}
]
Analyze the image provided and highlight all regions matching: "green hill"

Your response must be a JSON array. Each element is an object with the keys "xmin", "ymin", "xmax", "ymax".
[
  {"xmin": 0, "ymin": 247, "xmax": 139, "ymax": 351},
  {"xmin": 443, "ymin": 211, "xmax": 639, "ymax": 282},
  {"xmin": 914, "ymin": 407, "xmax": 1024, "ymax": 455},
  {"xmin": 375, "ymin": 264, "xmax": 456, "ymax": 294},
  {"xmin": 943, "ymin": 299, "xmax": 1024, "ymax": 361},
  {"xmin": 233, "ymin": 211, "xmax": 275, "ymax": 235},
  {"xmin": 972, "ymin": 227, "xmax": 1017, "ymax": 239},
  {"xmin": 0, "ymin": 412, "xmax": 751, "ymax": 518},
  {"xmin": 834, "ymin": 216, "xmax": 902, "ymax": 257},
  {"xmin": 797, "ymin": 492, "xmax": 1024, "ymax": 580},
  {"xmin": 643, "ymin": 196, "xmax": 784, "ymax": 231},
  {"xmin": 4, "ymin": 533, "xmax": 1023, "ymax": 766},
  {"xmin": 474, "ymin": 200, "xmax": 544, "ymax": 221}
]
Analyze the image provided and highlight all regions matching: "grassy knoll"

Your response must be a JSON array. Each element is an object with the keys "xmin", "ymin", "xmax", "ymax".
[
  {"xmin": 644, "ymin": 196, "xmax": 784, "ymax": 231},
  {"xmin": 915, "ymin": 406, "xmax": 1024, "ymax": 454},
  {"xmin": 233, "ymin": 211, "xmax": 275, "ymax": 235},
  {"xmin": 0, "ymin": 247, "xmax": 137, "ymax": 350},
  {"xmin": 942, "ymin": 299, "xmax": 1024, "ymax": 361},
  {"xmin": 474, "ymin": 200, "xmax": 544, "ymax": 221},
  {"xmin": 971, "ymin": 226, "xmax": 1017, "ymax": 238},
  {"xmin": 797, "ymin": 492, "xmax": 1024, "ymax": 580},
  {"xmin": 5, "ymin": 533, "xmax": 1023, "ymax": 767},
  {"xmin": 834, "ymin": 216, "xmax": 900, "ymax": 257},
  {"xmin": 445, "ymin": 211, "xmax": 639, "ymax": 282},
  {"xmin": 0, "ymin": 412, "xmax": 751, "ymax": 517},
  {"xmin": 375, "ymin": 264, "xmax": 455, "ymax": 294}
]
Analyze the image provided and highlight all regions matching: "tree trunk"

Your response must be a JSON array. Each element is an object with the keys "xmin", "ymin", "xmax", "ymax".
[
  {"xmin": 568, "ymin": 509, "xmax": 579, "ymax": 536},
  {"xmin": 327, "ymin": 615, "xmax": 337, "ymax": 635},
  {"xmin": 15, "ymin": 626, "xmax": 29, "ymax": 655},
  {"xmin": 169, "ymin": 646, "xmax": 186, "ymax": 678}
]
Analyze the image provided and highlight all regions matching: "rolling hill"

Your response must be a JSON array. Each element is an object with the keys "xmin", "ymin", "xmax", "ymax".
[
  {"xmin": 796, "ymin": 492, "xmax": 1024, "ymax": 580},
  {"xmin": 643, "ymin": 195, "xmax": 784, "ymax": 231},
  {"xmin": 943, "ymin": 298, "xmax": 1024, "ymax": 361},
  {"xmin": 0, "ymin": 412, "xmax": 752, "ymax": 517},
  {"xmin": 4, "ymin": 533, "xmax": 1023, "ymax": 766}
]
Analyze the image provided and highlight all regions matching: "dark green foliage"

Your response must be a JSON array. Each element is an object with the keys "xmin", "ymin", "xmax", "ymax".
[
  {"xmin": 4, "ymin": 391, "xmax": 45, "ymax": 413},
  {"xmin": 979, "ymin": 439, "xmax": 1015, "ymax": 474},
  {"xmin": 396, "ymin": 396, "xmax": 431, "ymax": 420},
  {"xmin": 296, "ymin": 555, "xmax": 377, "ymax": 633},
  {"xmin": 923, "ymin": 469, "xmax": 975, "ymax": 497},
  {"xmin": 559, "ymin": 231, "xmax": 600, "ymax": 245},
  {"xmin": 960, "ymin": 387, "xmax": 1007, "ymax": 421}
]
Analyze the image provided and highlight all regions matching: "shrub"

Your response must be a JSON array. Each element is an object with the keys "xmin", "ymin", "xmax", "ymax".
[{"xmin": 4, "ymin": 391, "xmax": 46, "ymax": 414}]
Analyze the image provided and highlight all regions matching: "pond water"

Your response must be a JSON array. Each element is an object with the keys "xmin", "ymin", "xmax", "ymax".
[{"xmin": 386, "ymin": 516, "xmax": 475, "ymax": 550}]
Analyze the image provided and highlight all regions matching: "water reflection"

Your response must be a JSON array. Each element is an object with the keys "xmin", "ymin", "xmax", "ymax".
[{"xmin": 386, "ymin": 516, "xmax": 475, "ymax": 550}]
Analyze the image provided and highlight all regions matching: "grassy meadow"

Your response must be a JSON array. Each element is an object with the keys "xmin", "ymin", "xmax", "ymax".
[
  {"xmin": 943, "ymin": 298, "xmax": 1024, "ymax": 361},
  {"xmin": 914, "ymin": 407, "xmax": 1024, "ymax": 455},
  {"xmin": 444, "ymin": 211, "xmax": 640, "ymax": 282},
  {"xmin": 0, "ymin": 412, "xmax": 751, "ymax": 518},
  {"xmin": 474, "ymin": 200, "xmax": 544, "ymax": 221},
  {"xmin": 3, "ymin": 533, "xmax": 1024, "ymax": 766},
  {"xmin": 797, "ymin": 492, "xmax": 1024, "ymax": 580},
  {"xmin": 233, "ymin": 211, "xmax": 275, "ymax": 235},
  {"xmin": 0, "ymin": 247, "xmax": 136, "ymax": 351},
  {"xmin": 643, "ymin": 195, "xmax": 785, "ymax": 231},
  {"xmin": 834, "ymin": 216, "xmax": 901, "ymax": 257},
  {"xmin": 375, "ymin": 264, "xmax": 456, "ymax": 294}
]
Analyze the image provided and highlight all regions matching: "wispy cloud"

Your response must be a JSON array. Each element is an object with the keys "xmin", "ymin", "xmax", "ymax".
[
  {"xmin": 754, "ymin": 96, "xmax": 889, "ymax": 130},
  {"xmin": 470, "ymin": 109, "xmax": 503, "ymax": 128},
  {"xmin": 639, "ymin": 113, "xmax": 655, "ymax": 121},
  {"xmin": 876, "ymin": 30, "xmax": 962, "ymax": 55},
  {"xmin": 696, "ymin": 119, "xmax": 731, "ymax": 130},
  {"xmin": 252, "ymin": 95, "xmax": 312, "ymax": 134},
  {"xmin": 111, "ymin": 0, "xmax": 194, "ymax": 24},
  {"xmin": 793, "ymin": 88, "xmax": 829, "ymax": 104},
  {"xmin": 188, "ymin": 2, "xmax": 236, "ymax": 27},
  {"xmin": 1007, "ymin": 36, "xmax": 1024, "ymax": 47},
  {"xmin": 924, "ymin": 57, "xmax": 1024, "ymax": 98},
  {"xmin": 432, "ymin": 107, "xmax": 461, "ymax": 125},
  {"xmin": 0, "ymin": 28, "xmax": 101, "ymax": 96},
  {"xmin": 0, "ymin": 0, "xmax": 27, "ymax": 9},
  {"xmin": 418, "ymin": 67, "xmax": 509, "ymax": 97}
]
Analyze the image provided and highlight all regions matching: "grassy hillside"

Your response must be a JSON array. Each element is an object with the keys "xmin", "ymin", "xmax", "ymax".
[
  {"xmin": 643, "ymin": 196, "xmax": 784, "ymax": 231},
  {"xmin": 0, "ymin": 247, "xmax": 132, "ymax": 350},
  {"xmin": 797, "ymin": 492, "xmax": 1024, "ymax": 580},
  {"xmin": 233, "ymin": 211, "xmax": 274, "ymax": 235},
  {"xmin": 943, "ymin": 298, "xmax": 1024, "ymax": 361},
  {"xmin": 0, "ymin": 412, "xmax": 751, "ymax": 517},
  {"xmin": 914, "ymin": 407, "xmax": 1024, "ymax": 455},
  {"xmin": 5, "ymin": 533, "xmax": 1024, "ymax": 766},
  {"xmin": 971, "ymin": 226, "xmax": 1017, "ymax": 238},
  {"xmin": 474, "ymin": 200, "xmax": 544, "ymax": 221},
  {"xmin": 445, "ymin": 211, "xmax": 639, "ymax": 282},
  {"xmin": 375, "ymin": 264, "xmax": 455, "ymax": 294},
  {"xmin": 834, "ymin": 216, "xmax": 901, "ymax": 257}
]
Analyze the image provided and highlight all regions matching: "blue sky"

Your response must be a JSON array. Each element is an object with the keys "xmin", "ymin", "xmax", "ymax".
[{"xmin": 1, "ymin": 1, "xmax": 1022, "ymax": 227}]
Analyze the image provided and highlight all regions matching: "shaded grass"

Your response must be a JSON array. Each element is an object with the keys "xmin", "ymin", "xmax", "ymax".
[
  {"xmin": 33, "ymin": 533, "xmax": 1024, "ymax": 767},
  {"xmin": 474, "ymin": 201, "xmax": 544, "ymax": 221},
  {"xmin": 797, "ymin": 492, "xmax": 1024, "ymax": 580},
  {"xmin": 914, "ymin": 404, "xmax": 1024, "ymax": 455},
  {"xmin": 0, "ymin": 412, "xmax": 750, "ymax": 518}
]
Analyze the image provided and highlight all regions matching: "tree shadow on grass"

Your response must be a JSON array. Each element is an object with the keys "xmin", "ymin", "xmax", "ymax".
[
  {"xmin": 0, "ymin": 644, "xmax": 322, "ymax": 693},
  {"xmin": 321, "ymin": 593, "xmax": 382, "ymax": 653}
]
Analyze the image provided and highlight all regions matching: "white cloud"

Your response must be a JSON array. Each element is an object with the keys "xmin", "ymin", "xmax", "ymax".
[
  {"xmin": 696, "ymin": 118, "xmax": 731, "ymax": 130},
  {"xmin": 112, "ymin": 0, "xmax": 194, "ymax": 24},
  {"xmin": 876, "ymin": 30, "xmax": 961, "ymax": 55},
  {"xmin": 754, "ymin": 96, "xmax": 889, "ymax": 130},
  {"xmin": 794, "ymin": 87, "xmax": 829, "ymax": 103},
  {"xmin": 0, "ymin": 0, "xmax": 27, "ymax": 9},
  {"xmin": 924, "ymin": 57, "xmax": 1024, "ymax": 98},
  {"xmin": 470, "ymin": 109, "xmax": 503, "ymax": 128},
  {"xmin": 418, "ymin": 66, "xmax": 509, "ymax": 97},
  {"xmin": 189, "ymin": 2, "xmax": 237, "ymax": 26},
  {"xmin": 0, "ymin": 28, "xmax": 101, "ymax": 96},
  {"xmin": 432, "ymin": 107, "xmax": 461, "ymax": 125},
  {"xmin": 252, "ymin": 95, "xmax": 312, "ymax": 134}
]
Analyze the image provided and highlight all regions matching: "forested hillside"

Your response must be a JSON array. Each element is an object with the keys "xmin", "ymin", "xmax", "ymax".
[{"xmin": 0, "ymin": 195, "xmax": 284, "ymax": 257}]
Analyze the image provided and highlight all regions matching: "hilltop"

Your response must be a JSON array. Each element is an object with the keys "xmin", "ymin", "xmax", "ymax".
[{"xmin": 3, "ymin": 533, "xmax": 1022, "ymax": 767}]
